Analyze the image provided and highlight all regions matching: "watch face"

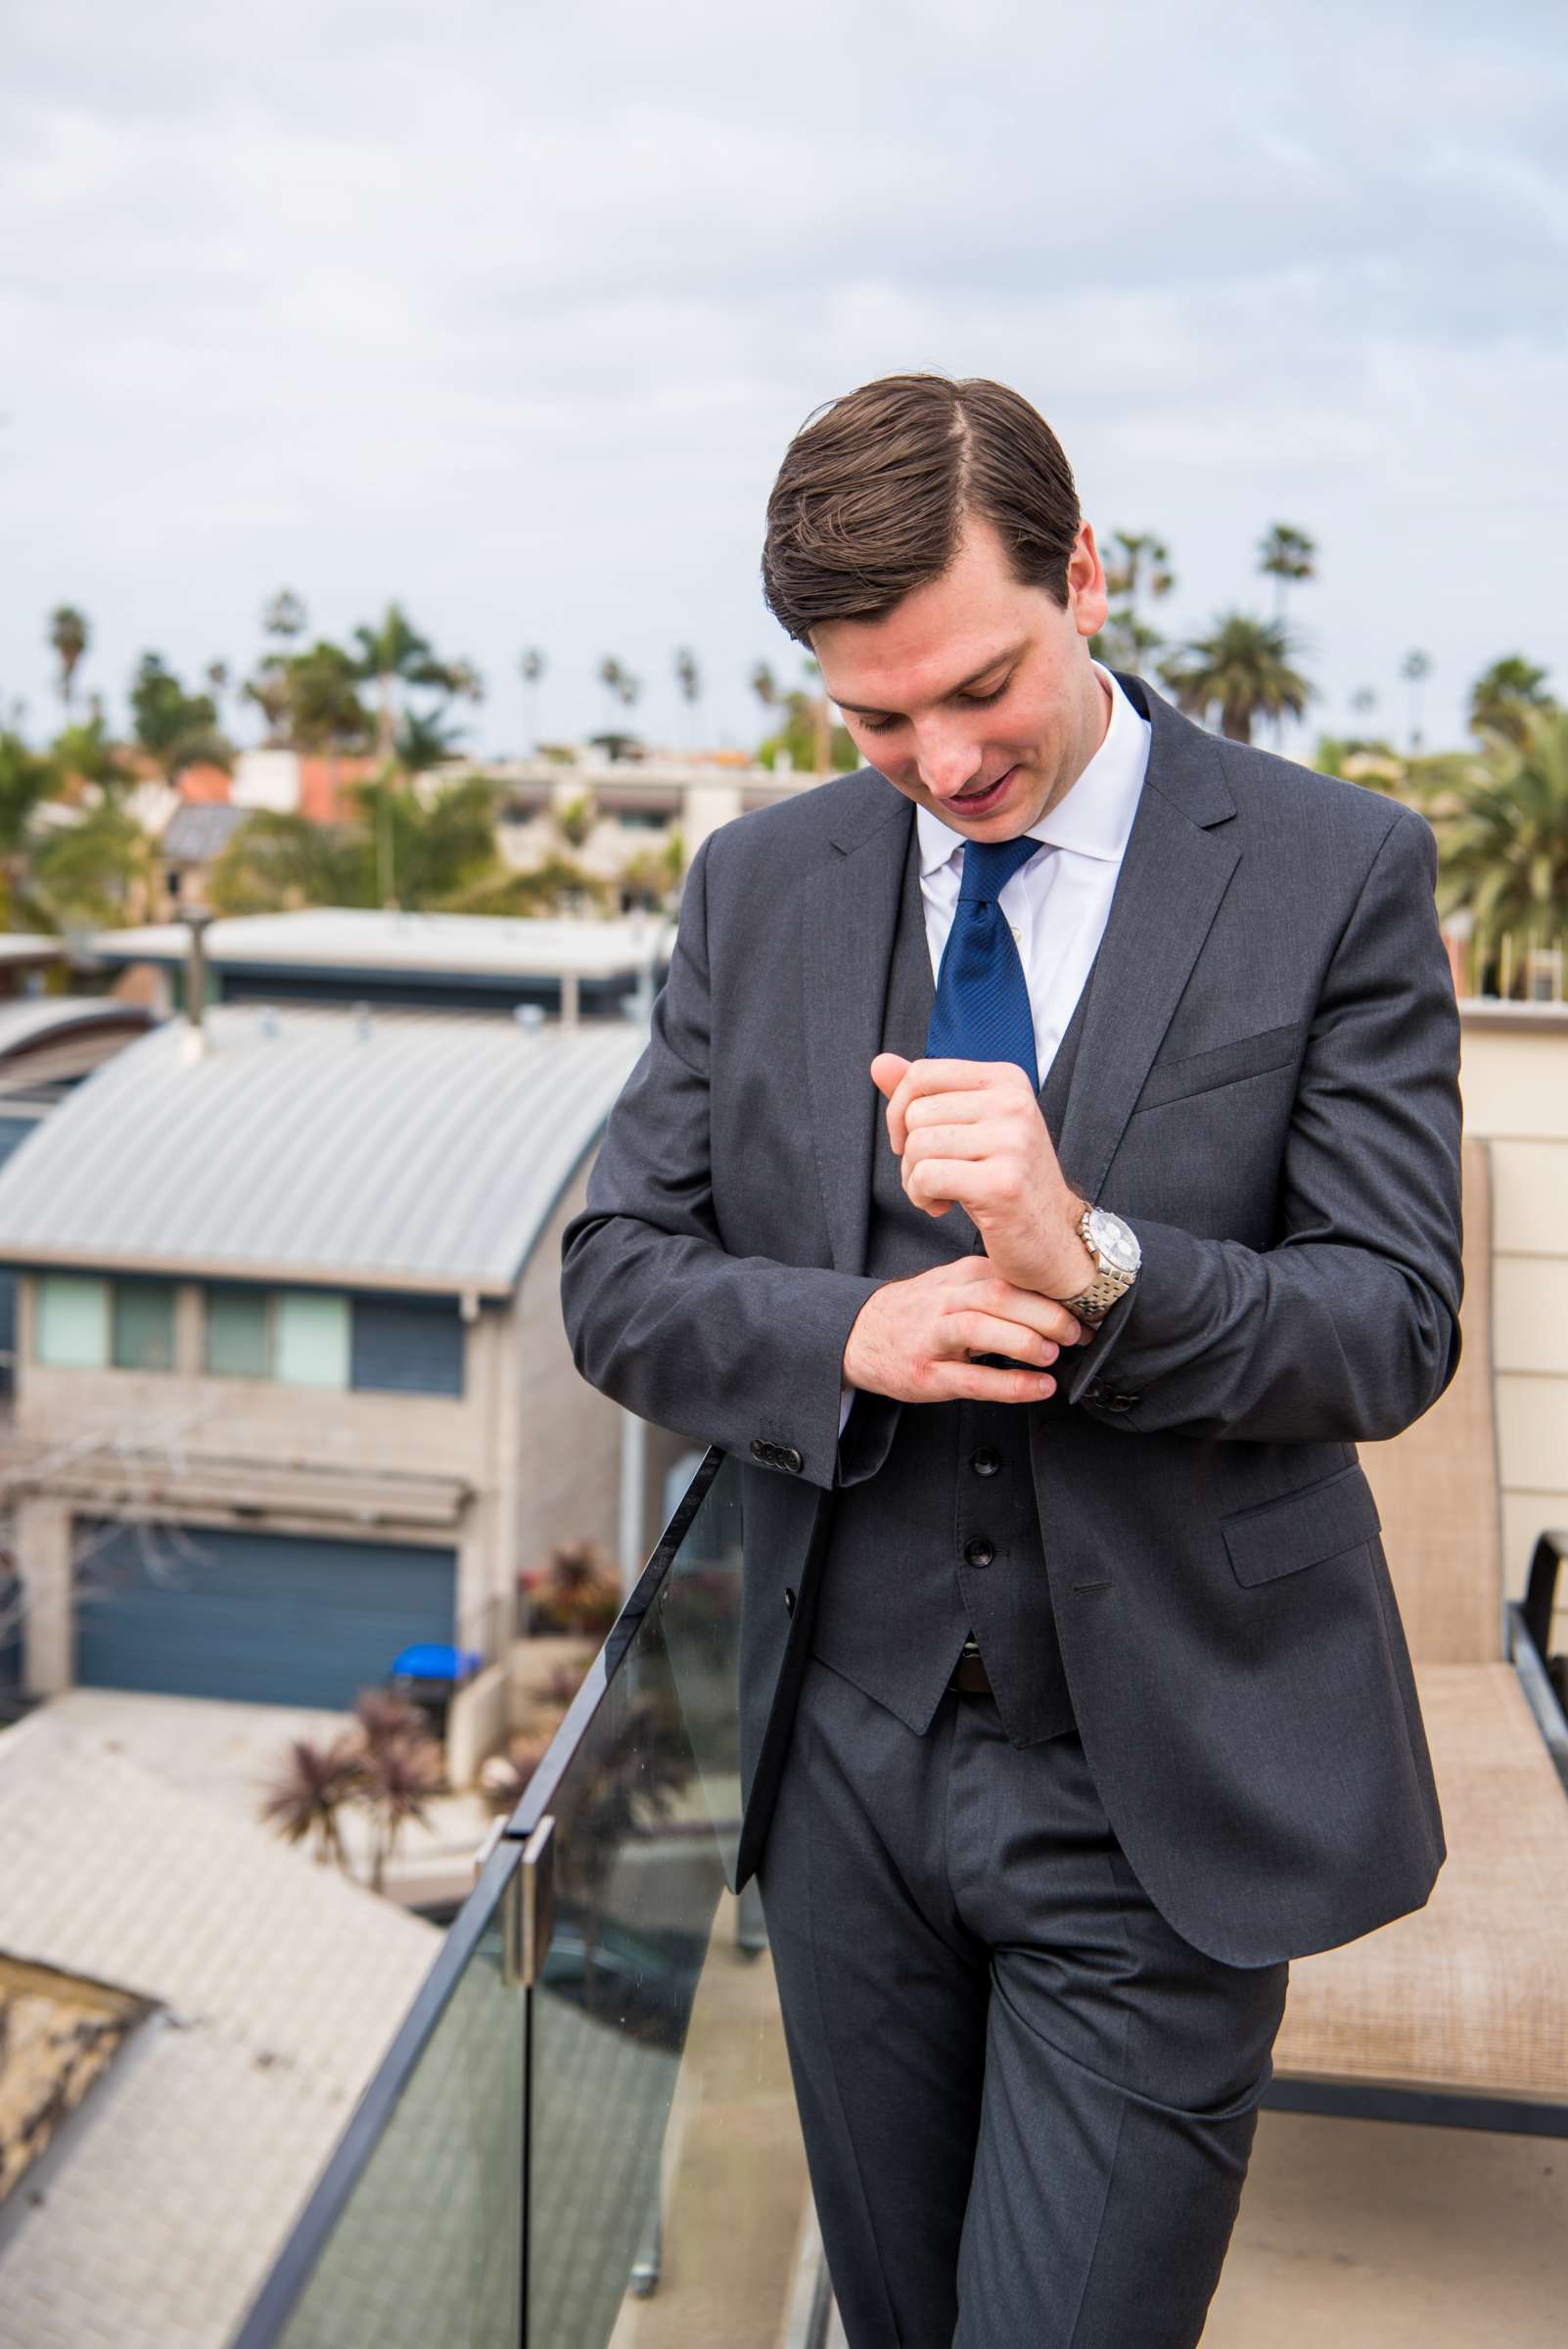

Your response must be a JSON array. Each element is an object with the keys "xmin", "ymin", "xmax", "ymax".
[{"xmin": 1087, "ymin": 1207, "xmax": 1140, "ymax": 1274}]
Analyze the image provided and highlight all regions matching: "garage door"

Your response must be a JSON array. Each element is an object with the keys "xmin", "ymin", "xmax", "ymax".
[{"xmin": 74, "ymin": 1521, "xmax": 457, "ymax": 1711}]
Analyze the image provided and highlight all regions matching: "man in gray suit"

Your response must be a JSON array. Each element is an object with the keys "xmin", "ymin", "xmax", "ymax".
[{"xmin": 560, "ymin": 374, "xmax": 1462, "ymax": 2347}]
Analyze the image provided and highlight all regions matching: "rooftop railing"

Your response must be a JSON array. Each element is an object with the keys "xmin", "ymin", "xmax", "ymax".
[{"xmin": 232, "ymin": 1447, "xmax": 824, "ymax": 2349}]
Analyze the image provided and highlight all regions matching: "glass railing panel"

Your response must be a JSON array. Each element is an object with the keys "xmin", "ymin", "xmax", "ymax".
[
  {"xmin": 236, "ymin": 1449, "xmax": 820, "ymax": 2349},
  {"xmin": 518, "ymin": 1448, "xmax": 814, "ymax": 2349},
  {"xmin": 232, "ymin": 1835, "xmax": 527, "ymax": 2349}
]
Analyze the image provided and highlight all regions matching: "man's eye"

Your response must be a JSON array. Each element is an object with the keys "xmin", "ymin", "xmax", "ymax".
[{"xmin": 854, "ymin": 676, "xmax": 1010, "ymax": 736}]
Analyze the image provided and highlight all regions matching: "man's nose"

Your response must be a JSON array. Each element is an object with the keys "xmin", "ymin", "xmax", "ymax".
[{"xmin": 914, "ymin": 720, "xmax": 984, "ymax": 800}]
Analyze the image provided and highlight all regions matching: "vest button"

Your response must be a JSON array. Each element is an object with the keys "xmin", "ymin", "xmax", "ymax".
[
  {"xmin": 970, "ymin": 1446, "xmax": 1002, "ymax": 1477},
  {"xmin": 963, "ymin": 1536, "xmax": 996, "ymax": 1569},
  {"xmin": 783, "ymin": 1587, "xmax": 797, "ymax": 1616}
]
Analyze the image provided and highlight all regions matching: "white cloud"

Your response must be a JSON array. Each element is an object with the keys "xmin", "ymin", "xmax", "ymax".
[{"xmin": 2, "ymin": 0, "xmax": 1564, "ymax": 753}]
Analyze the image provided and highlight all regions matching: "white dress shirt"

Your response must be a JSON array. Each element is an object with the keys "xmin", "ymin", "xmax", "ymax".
[
  {"xmin": 913, "ymin": 661, "xmax": 1150, "ymax": 1082},
  {"xmin": 839, "ymin": 663, "xmax": 1151, "ymax": 1437}
]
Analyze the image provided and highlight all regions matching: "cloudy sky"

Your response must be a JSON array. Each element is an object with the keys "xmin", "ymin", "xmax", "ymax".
[{"xmin": 5, "ymin": 0, "xmax": 1565, "ymax": 761}]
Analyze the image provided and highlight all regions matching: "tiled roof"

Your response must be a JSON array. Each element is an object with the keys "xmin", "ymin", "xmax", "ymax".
[{"xmin": 0, "ymin": 1710, "xmax": 438, "ymax": 2349}]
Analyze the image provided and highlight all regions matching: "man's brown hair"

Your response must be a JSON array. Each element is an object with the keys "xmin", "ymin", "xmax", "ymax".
[{"xmin": 761, "ymin": 372, "xmax": 1081, "ymax": 644}]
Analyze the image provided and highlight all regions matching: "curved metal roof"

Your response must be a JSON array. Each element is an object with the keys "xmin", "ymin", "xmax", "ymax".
[
  {"xmin": 0, "ymin": 994, "xmax": 154, "ymax": 1057},
  {"xmin": 0, "ymin": 1006, "xmax": 644, "ymax": 1296},
  {"xmin": 87, "ymin": 906, "xmax": 673, "ymax": 981}
]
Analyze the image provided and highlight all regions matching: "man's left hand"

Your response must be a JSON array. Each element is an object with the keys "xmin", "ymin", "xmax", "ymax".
[{"xmin": 871, "ymin": 1052, "xmax": 1092, "ymax": 1301}]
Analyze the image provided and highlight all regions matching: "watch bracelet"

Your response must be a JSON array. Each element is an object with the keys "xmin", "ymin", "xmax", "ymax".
[{"xmin": 1065, "ymin": 1201, "xmax": 1132, "ymax": 1326}]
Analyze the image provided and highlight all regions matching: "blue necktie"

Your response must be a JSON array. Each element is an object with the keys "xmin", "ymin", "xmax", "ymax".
[{"xmin": 925, "ymin": 833, "xmax": 1043, "ymax": 1088}]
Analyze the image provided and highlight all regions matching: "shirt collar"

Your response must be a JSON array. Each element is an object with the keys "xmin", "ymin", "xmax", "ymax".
[{"xmin": 915, "ymin": 663, "xmax": 1151, "ymax": 878}]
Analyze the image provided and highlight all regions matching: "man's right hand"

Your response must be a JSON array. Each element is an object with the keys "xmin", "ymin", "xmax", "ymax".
[{"xmin": 841, "ymin": 1258, "xmax": 1084, "ymax": 1407}]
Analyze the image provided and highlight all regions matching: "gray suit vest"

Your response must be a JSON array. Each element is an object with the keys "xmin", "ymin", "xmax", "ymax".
[{"xmin": 809, "ymin": 810, "xmax": 1093, "ymax": 1746}]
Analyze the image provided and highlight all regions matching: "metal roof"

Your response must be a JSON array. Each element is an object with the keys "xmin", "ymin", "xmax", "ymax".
[
  {"xmin": 0, "ymin": 995, "xmax": 154, "ymax": 1059},
  {"xmin": 86, "ymin": 905, "xmax": 673, "ymax": 980},
  {"xmin": 0, "ymin": 934, "xmax": 70, "ymax": 963},
  {"xmin": 161, "ymin": 801, "xmax": 250, "ymax": 861},
  {"xmin": 0, "ymin": 1004, "xmax": 645, "ymax": 1295}
]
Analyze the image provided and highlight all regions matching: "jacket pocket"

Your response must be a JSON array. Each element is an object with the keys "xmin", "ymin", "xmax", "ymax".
[
  {"xmin": 1222, "ymin": 1462, "xmax": 1382, "ymax": 1589},
  {"xmin": 1133, "ymin": 1020, "xmax": 1305, "ymax": 1113}
]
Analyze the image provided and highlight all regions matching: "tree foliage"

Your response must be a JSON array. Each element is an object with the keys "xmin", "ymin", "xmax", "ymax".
[
  {"xmin": 1437, "ymin": 705, "xmax": 1568, "ymax": 944},
  {"xmin": 1257, "ymin": 523, "xmax": 1316, "ymax": 617},
  {"xmin": 1468, "ymin": 655, "xmax": 1554, "ymax": 747},
  {"xmin": 246, "ymin": 640, "xmax": 373, "ymax": 753},
  {"xmin": 128, "ymin": 653, "xmax": 231, "ymax": 776},
  {"xmin": 24, "ymin": 798, "xmax": 153, "ymax": 934},
  {"xmin": 1160, "ymin": 614, "xmax": 1311, "ymax": 744},
  {"xmin": 1093, "ymin": 530, "xmax": 1176, "ymax": 673},
  {"xmin": 48, "ymin": 607, "xmax": 90, "ymax": 712}
]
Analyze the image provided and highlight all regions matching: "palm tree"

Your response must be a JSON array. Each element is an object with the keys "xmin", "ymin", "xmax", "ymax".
[
  {"xmin": 598, "ymin": 656, "xmax": 628, "ymax": 728},
  {"xmin": 48, "ymin": 608, "xmax": 90, "ymax": 714},
  {"xmin": 749, "ymin": 660, "xmax": 779, "ymax": 712},
  {"xmin": 520, "ymin": 647, "xmax": 546, "ymax": 750},
  {"xmin": 1096, "ymin": 532, "xmax": 1175, "ymax": 673},
  {"xmin": 1160, "ymin": 615, "xmax": 1312, "ymax": 745},
  {"xmin": 262, "ymin": 588, "xmax": 308, "ymax": 643},
  {"xmin": 258, "ymin": 1731, "xmax": 363, "ymax": 1871},
  {"xmin": 1437, "ymin": 707, "xmax": 1568, "ymax": 971},
  {"xmin": 1257, "ymin": 525, "xmax": 1316, "ymax": 622},
  {"xmin": 349, "ymin": 1690, "xmax": 445, "ymax": 1895},
  {"xmin": 1401, "ymin": 649, "xmax": 1432, "ymax": 754},
  {"xmin": 352, "ymin": 603, "xmax": 466, "ymax": 763},
  {"xmin": 1468, "ymin": 655, "xmax": 1552, "ymax": 747},
  {"xmin": 674, "ymin": 647, "xmax": 702, "ymax": 746}
]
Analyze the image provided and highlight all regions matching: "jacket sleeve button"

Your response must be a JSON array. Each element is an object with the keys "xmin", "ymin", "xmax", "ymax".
[
  {"xmin": 781, "ymin": 1446, "xmax": 805, "ymax": 1474},
  {"xmin": 750, "ymin": 1438, "xmax": 770, "ymax": 1461}
]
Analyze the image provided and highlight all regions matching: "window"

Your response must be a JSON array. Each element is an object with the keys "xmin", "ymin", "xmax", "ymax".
[
  {"xmin": 274, "ymin": 1291, "xmax": 350, "ymax": 1389},
  {"xmin": 37, "ymin": 1274, "xmax": 110, "ymax": 1367},
  {"xmin": 200, "ymin": 1285, "xmax": 464, "ymax": 1395},
  {"xmin": 112, "ymin": 1282, "xmax": 175, "ymax": 1371},
  {"xmin": 350, "ymin": 1296, "xmax": 465, "ymax": 1398},
  {"xmin": 36, "ymin": 1275, "xmax": 175, "ymax": 1371},
  {"xmin": 206, "ymin": 1287, "xmax": 270, "ymax": 1377}
]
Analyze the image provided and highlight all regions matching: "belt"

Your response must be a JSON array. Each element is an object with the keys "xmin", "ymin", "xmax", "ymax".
[{"xmin": 948, "ymin": 1637, "xmax": 993, "ymax": 1696}]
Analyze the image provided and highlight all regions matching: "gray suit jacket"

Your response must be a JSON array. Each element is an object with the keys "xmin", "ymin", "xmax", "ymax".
[{"xmin": 560, "ymin": 674, "xmax": 1463, "ymax": 1965}]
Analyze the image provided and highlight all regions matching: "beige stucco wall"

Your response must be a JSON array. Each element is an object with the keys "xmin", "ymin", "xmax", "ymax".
[
  {"xmin": 512, "ymin": 1154, "xmax": 626, "ymax": 1582},
  {"xmin": 1457, "ymin": 1009, "xmax": 1568, "ymax": 1643}
]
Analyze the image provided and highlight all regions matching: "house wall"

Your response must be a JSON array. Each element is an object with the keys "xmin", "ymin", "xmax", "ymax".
[
  {"xmin": 9, "ymin": 1192, "xmax": 635, "ymax": 1696},
  {"xmin": 511, "ymin": 1153, "xmax": 625, "ymax": 1589},
  {"xmin": 1457, "ymin": 1007, "xmax": 1568, "ymax": 1647}
]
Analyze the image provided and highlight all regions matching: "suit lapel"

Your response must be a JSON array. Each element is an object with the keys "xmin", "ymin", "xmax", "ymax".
[
  {"xmin": 802, "ymin": 779, "xmax": 914, "ymax": 1274},
  {"xmin": 1054, "ymin": 679, "xmax": 1241, "ymax": 1203},
  {"xmin": 800, "ymin": 682, "xmax": 1241, "ymax": 1271}
]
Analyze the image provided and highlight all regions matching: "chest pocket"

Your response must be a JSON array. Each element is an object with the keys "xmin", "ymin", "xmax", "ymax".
[{"xmin": 1133, "ymin": 1020, "xmax": 1306, "ymax": 1114}]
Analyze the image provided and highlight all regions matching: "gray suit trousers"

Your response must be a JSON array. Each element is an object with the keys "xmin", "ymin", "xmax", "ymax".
[{"xmin": 756, "ymin": 1654, "xmax": 1289, "ymax": 2349}]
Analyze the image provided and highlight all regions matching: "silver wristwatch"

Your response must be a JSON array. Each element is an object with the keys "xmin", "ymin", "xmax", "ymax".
[{"xmin": 1060, "ymin": 1203, "xmax": 1140, "ymax": 1326}]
